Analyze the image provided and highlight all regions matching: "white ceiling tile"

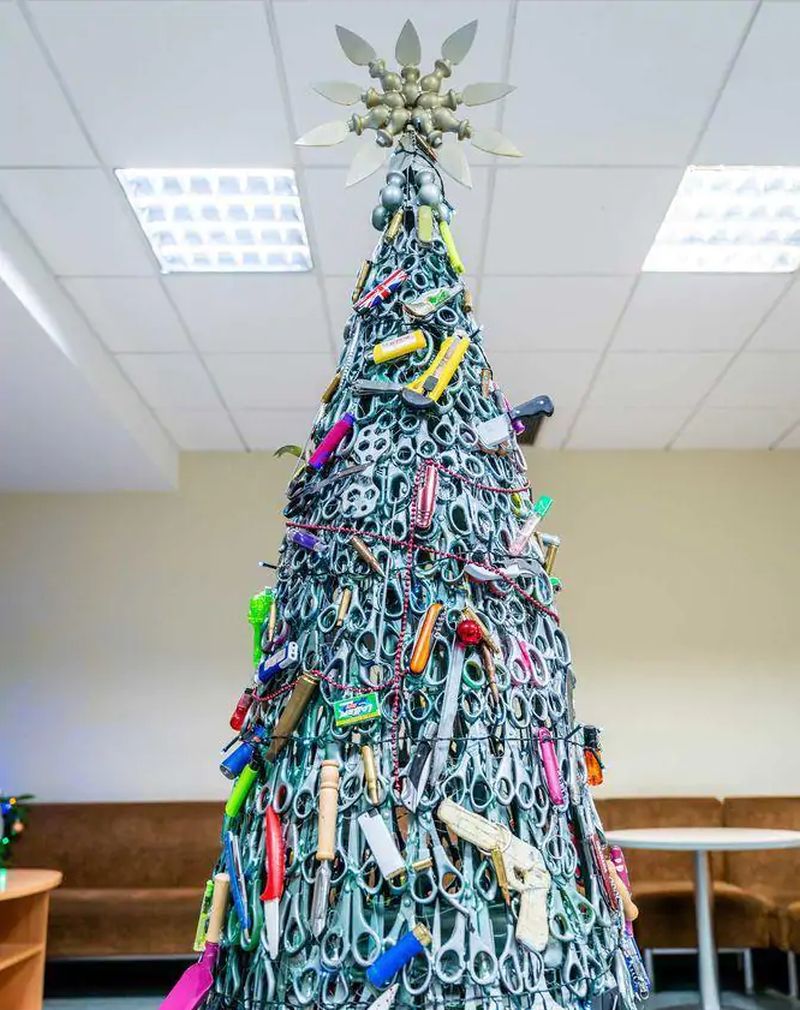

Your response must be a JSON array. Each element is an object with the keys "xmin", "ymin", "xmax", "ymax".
[
  {"xmin": 489, "ymin": 351, "xmax": 600, "ymax": 408},
  {"xmin": 507, "ymin": 1, "xmax": 752, "ymax": 166},
  {"xmin": 485, "ymin": 167, "xmax": 682, "ymax": 275},
  {"xmin": 61, "ymin": 277, "xmax": 189, "ymax": 353},
  {"xmin": 673, "ymin": 405, "xmax": 798, "ymax": 449},
  {"xmin": 234, "ymin": 409, "xmax": 317, "ymax": 452},
  {"xmin": 205, "ymin": 353, "xmax": 334, "ymax": 410},
  {"xmin": 748, "ymin": 280, "xmax": 800, "ymax": 351},
  {"xmin": 479, "ymin": 276, "xmax": 633, "ymax": 351},
  {"xmin": 165, "ymin": 274, "xmax": 331, "ymax": 354},
  {"xmin": 567, "ymin": 404, "xmax": 689, "ymax": 449},
  {"xmin": 303, "ymin": 169, "xmax": 380, "ymax": 274},
  {"xmin": 696, "ymin": 2, "xmax": 800, "ymax": 163},
  {"xmin": 324, "ymin": 275, "xmax": 359, "ymax": 335},
  {"xmin": 304, "ymin": 166, "xmax": 489, "ymax": 275},
  {"xmin": 0, "ymin": 6, "xmax": 95, "ymax": 166},
  {"xmin": 0, "ymin": 168, "xmax": 153, "ymax": 276},
  {"xmin": 156, "ymin": 409, "xmax": 242, "ymax": 451},
  {"xmin": 532, "ymin": 403, "xmax": 579, "ymax": 450},
  {"xmin": 0, "ymin": 281, "xmax": 176, "ymax": 491},
  {"xmin": 275, "ymin": 1, "xmax": 510, "ymax": 167},
  {"xmin": 588, "ymin": 352, "xmax": 730, "ymax": 406},
  {"xmin": 117, "ymin": 353, "xmax": 221, "ymax": 411},
  {"xmin": 706, "ymin": 351, "xmax": 800, "ymax": 408},
  {"xmin": 613, "ymin": 274, "xmax": 788, "ymax": 352},
  {"xmin": 28, "ymin": 0, "xmax": 292, "ymax": 165}
]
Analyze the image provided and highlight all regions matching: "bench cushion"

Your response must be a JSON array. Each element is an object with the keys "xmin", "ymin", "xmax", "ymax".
[
  {"xmin": 632, "ymin": 880, "xmax": 775, "ymax": 950},
  {"xmin": 787, "ymin": 901, "xmax": 800, "ymax": 953},
  {"xmin": 15, "ymin": 802, "xmax": 222, "ymax": 889},
  {"xmin": 48, "ymin": 888, "xmax": 201, "ymax": 957}
]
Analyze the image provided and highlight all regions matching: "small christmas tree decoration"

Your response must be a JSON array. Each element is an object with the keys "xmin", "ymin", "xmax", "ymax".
[
  {"xmin": 160, "ymin": 19, "xmax": 650, "ymax": 1010},
  {"xmin": 0, "ymin": 794, "xmax": 32, "ymax": 868}
]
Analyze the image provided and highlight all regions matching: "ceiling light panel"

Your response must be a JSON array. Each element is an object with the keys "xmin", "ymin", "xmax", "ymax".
[
  {"xmin": 643, "ymin": 165, "xmax": 800, "ymax": 273},
  {"xmin": 116, "ymin": 169, "xmax": 312, "ymax": 273}
]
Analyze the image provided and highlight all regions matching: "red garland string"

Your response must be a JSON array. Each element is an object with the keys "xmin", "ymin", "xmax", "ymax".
[{"xmin": 277, "ymin": 458, "xmax": 559, "ymax": 785}]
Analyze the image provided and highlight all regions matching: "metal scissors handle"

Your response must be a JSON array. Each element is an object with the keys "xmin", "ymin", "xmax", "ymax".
[
  {"xmin": 467, "ymin": 900, "xmax": 499, "ymax": 986},
  {"xmin": 434, "ymin": 904, "xmax": 467, "ymax": 984},
  {"xmin": 498, "ymin": 911, "xmax": 525, "ymax": 994}
]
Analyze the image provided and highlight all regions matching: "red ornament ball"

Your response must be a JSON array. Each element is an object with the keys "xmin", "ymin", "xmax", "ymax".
[{"xmin": 456, "ymin": 618, "xmax": 483, "ymax": 646}]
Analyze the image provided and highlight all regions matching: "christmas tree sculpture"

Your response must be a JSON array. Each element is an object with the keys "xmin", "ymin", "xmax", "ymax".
[{"xmin": 161, "ymin": 19, "xmax": 650, "ymax": 1010}]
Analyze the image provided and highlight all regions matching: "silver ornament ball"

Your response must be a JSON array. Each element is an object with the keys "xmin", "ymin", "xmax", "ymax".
[
  {"xmin": 414, "ymin": 169, "xmax": 436, "ymax": 188},
  {"xmin": 385, "ymin": 171, "xmax": 404, "ymax": 187},
  {"xmin": 417, "ymin": 182, "xmax": 442, "ymax": 207},
  {"xmin": 371, "ymin": 205, "xmax": 390, "ymax": 231},
  {"xmin": 437, "ymin": 202, "xmax": 453, "ymax": 224},
  {"xmin": 380, "ymin": 184, "xmax": 404, "ymax": 211}
]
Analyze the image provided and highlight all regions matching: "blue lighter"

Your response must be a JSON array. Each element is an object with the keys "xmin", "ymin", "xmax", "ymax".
[
  {"xmin": 219, "ymin": 726, "xmax": 266, "ymax": 780},
  {"xmin": 366, "ymin": 923, "xmax": 431, "ymax": 987}
]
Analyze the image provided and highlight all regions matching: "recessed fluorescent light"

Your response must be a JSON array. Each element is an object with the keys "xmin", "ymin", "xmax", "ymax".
[
  {"xmin": 115, "ymin": 169, "xmax": 312, "ymax": 273},
  {"xmin": 643, "ymin": 165, "xmax": 800, "ymax": 273}
]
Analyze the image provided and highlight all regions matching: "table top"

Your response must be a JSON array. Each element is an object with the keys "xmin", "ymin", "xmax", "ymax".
[
  {"xmin": 0, "ymin": 868, "xmax": 63, "ymax": 900},
  {"xmin": 606, "ymin": 827, "xmax": 800, "ymax": 852}
]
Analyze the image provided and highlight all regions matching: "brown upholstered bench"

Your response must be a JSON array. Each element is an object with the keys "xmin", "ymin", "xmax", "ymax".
[
  {"xmin": 788, "ymin": 903, "xmax": 800, "ymax": 953},
  {"xmin": 723, "ymin": 797, "xmax": 800, "ymax": 949},
  {"xmin": 595, "ymin": 797, "xmax": 774, "ymax": 953},
  {"xmin": 723, "ymin": 797, "xmax": 800, "ymax": 996},
  {"xmin": 14, "ymin": 802, "xmax": 222, "ymax": 957},
  {"xmin": 13, "ymin": 796, "xmax": 794, "ymax": 966}
]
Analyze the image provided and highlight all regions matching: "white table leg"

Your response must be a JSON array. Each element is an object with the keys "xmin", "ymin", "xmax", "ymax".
[{"xmin": 694, "ymin": 849, "xmax": 721, "ymax": 1010}]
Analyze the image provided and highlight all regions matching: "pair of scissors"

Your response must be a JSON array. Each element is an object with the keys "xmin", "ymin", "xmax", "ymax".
[
  {"xmin": 550, "ymin": 883, "xmax": 595, "ymax": 942},
  {"xmin": 291, "ymin": 748, "xmax": 321, "ymax": 821},
  {"xmin": 495, "ymin": 729, "xmax": 535, "ymax": 810},
  {"xmin": 434, "ymin": 904, "xmax": 467, "ymax": 984},
  {"xmin": 507, "ymin": 636, "xmax": 550, "ymax": 689},
  {"xmin": 419, "ymin": 810, "xmax": 468, "ymax": 916}
]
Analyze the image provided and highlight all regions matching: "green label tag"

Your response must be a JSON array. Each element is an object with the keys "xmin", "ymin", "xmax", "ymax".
[
  {"xmin": 534, "ymin": 495, "xmax": 553, "ymax": 517},
  {"xmin": 333, "ymin": 692, "xmax": 381, "ymax": 727}
]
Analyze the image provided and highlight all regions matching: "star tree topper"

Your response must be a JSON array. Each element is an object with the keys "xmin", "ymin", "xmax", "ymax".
[{"xmin": 295, "ymin": 20, "xmax": 521, "ymax": 188}]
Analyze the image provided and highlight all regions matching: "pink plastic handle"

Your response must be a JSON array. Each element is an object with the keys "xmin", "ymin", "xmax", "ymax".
[
  {"xmin": 510, "ymin": 637, "xmax": 533, "ymax": 685},
  {"xmin": 511, "ymin": 639, "xmax": 549, "ymax": 687},
  {"xmin": 415, "ymin": 461, "xmax": 439, "ymax": 529},
  {"xmin": 609, "ymin": 845, "xmax": 630, "ymax": 889},
  {"xmin": 609, "ymin": 844, "xmax": 634, "ymax": 934},
  {"xmin": 536, "ymin": 727, "xmax": 564, "ymax": 806},
  {"xmin": 308, "ymin": 413, "xmax": 354, "ymax": 471}
]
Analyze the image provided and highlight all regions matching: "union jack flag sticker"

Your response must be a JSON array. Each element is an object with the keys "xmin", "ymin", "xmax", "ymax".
[{"xmin": 354, "ymin": 268, "xmax": 408, "ymax": 311}]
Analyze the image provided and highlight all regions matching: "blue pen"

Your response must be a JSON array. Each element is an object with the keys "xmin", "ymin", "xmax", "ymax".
[
  {"xmin": 223, "ymin": 830, "xmax": 250, "ymax": 933},
  {"xmin": 366, "ymin": 923, "xmax": 431, "ymax": 987}
]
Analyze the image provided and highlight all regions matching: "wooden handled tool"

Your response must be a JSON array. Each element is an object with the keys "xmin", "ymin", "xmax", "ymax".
[
  {"xmin": 159, "ymin": 873, "xmax": 230, "ymax": 1010},
  {"xmin": 317, "ymin": 759, "xmax": 340, "ymax": 860}
]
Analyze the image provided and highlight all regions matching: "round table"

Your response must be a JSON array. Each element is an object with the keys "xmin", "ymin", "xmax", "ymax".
[
  {"xmin": 606, "ymin": 828, "xmax": 800, "ymax": 1010},
  {"xmin": 0, "ymin": 868, "xmax": 62, "ymax": 1010}
]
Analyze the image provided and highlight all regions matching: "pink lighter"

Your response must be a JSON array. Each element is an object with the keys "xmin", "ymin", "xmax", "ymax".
[{"xmin": 536, "ymin": 726, "xmax": 565, "ymax": 807}]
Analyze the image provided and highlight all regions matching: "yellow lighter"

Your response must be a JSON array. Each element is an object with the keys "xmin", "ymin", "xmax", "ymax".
[
  {"xmin": 438, "ymin": 220, "xmax": 465, "ymax": 274},
  {"xmin": 372, "ymin": 329, "xmax": 427, "ymax": 364},
  {"xmin": 417, "ymin": 205, "xmax": 434, "ymax": 244}
]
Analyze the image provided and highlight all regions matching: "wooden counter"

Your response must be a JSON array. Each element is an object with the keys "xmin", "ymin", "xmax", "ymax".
[{"xmin": 0, "ymin": 869, "xmax": 62, "ymax": 1010}]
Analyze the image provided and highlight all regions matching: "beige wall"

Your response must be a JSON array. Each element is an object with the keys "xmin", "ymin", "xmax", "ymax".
[{"xmin": 2, "ymin": 450, "xmax": 798, "ymax": 803}]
